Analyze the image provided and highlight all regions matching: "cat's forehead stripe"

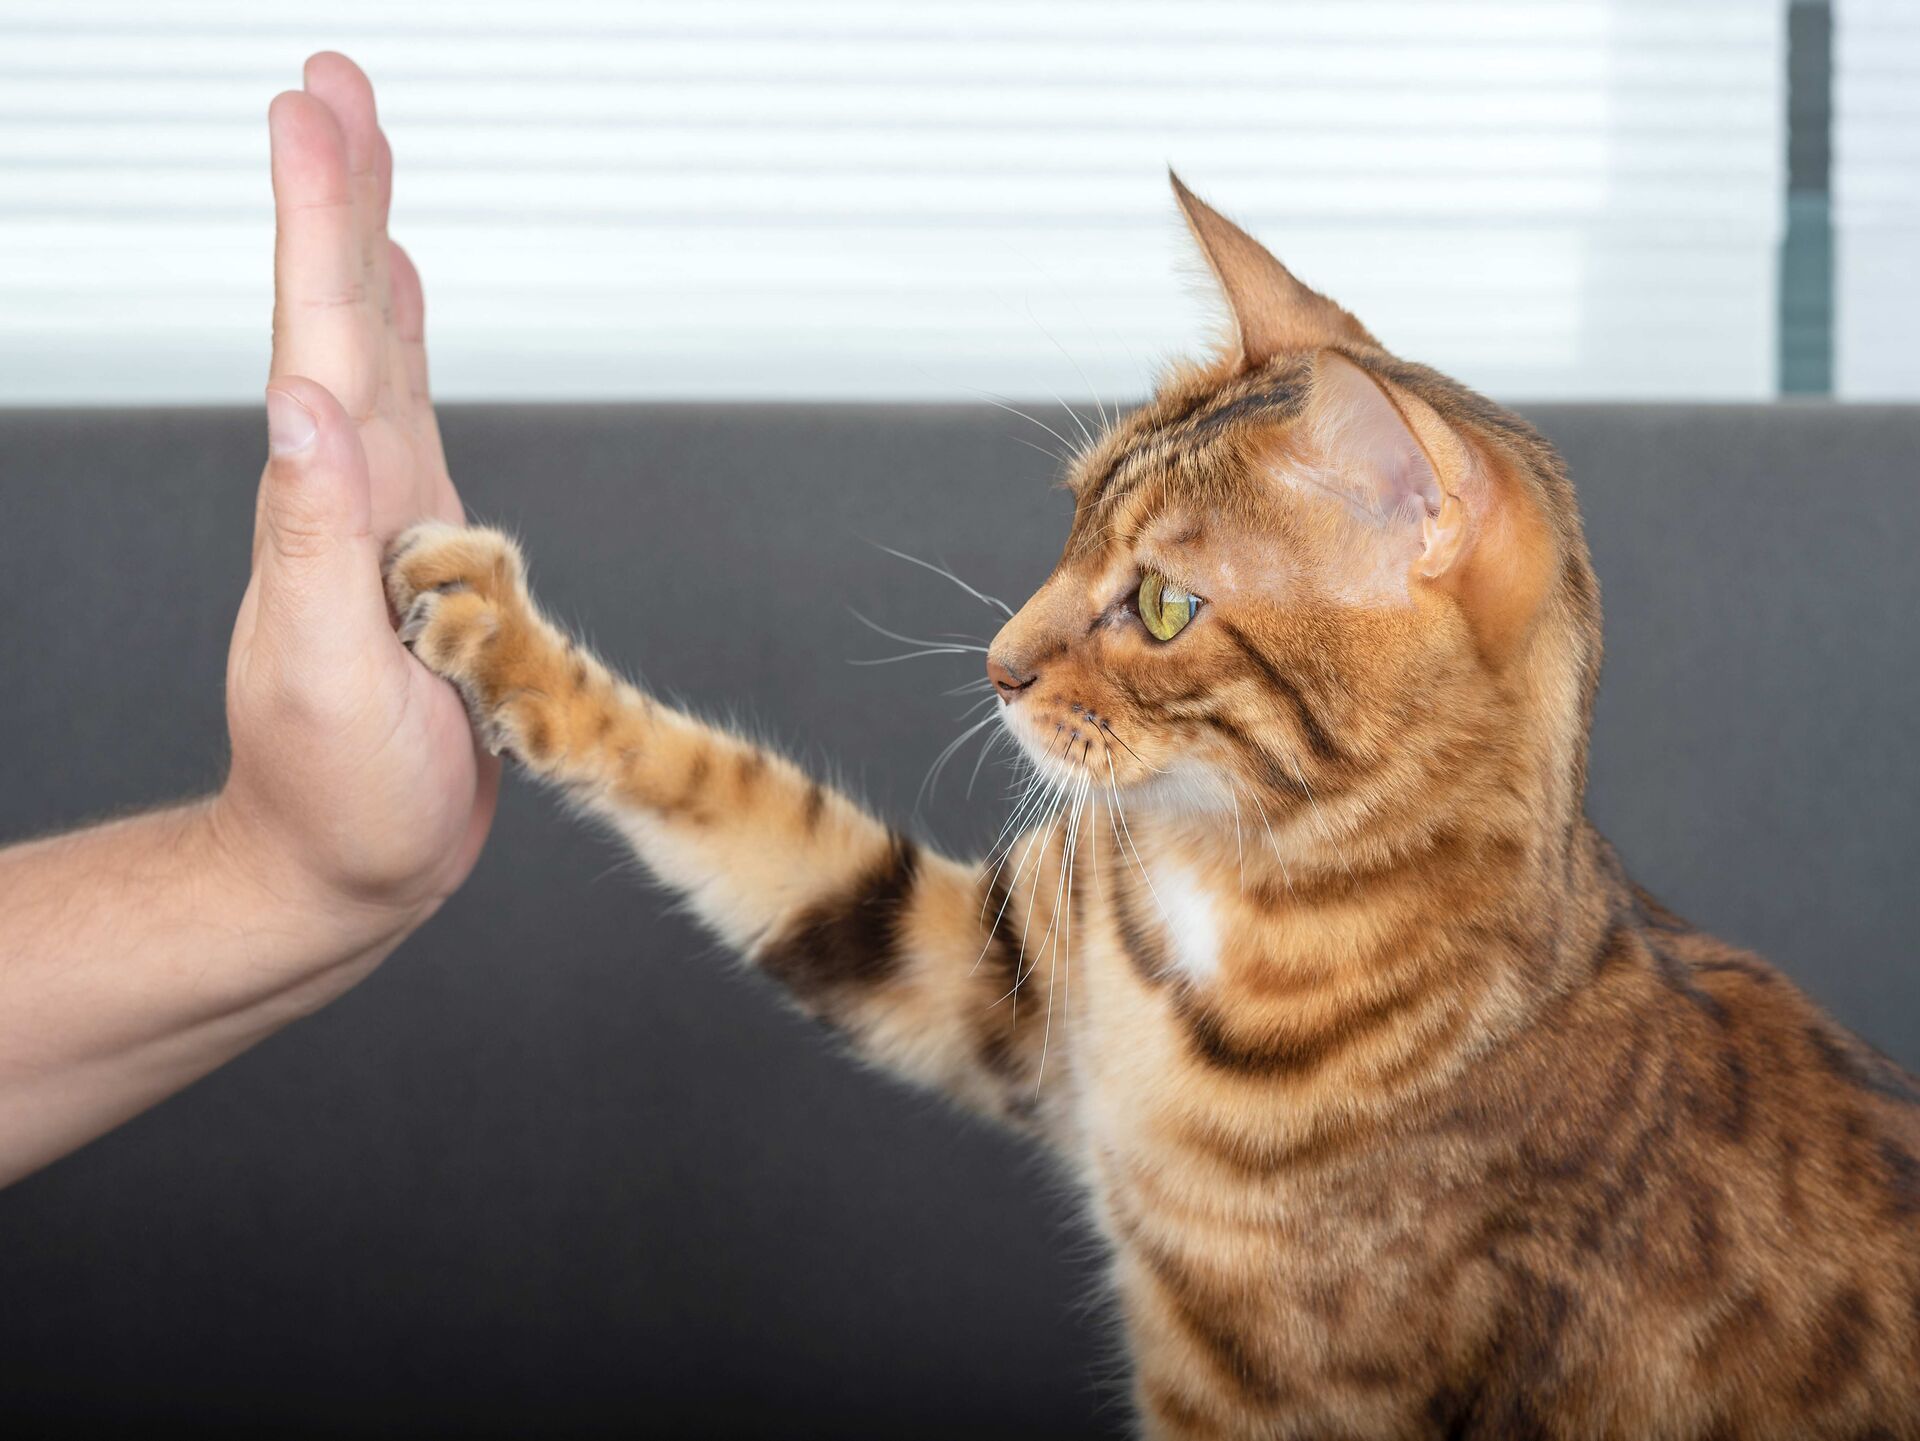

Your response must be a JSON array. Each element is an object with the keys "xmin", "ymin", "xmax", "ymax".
[
  {"xmin": 1181, "ymin": 376, "xmax": 1307, "ymax": 441},
  {"xmin": 1081, "ymin": 371, "xmax": 1310, "ymax": 521}
]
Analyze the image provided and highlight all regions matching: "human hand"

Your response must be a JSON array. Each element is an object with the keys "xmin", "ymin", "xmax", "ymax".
[
  {"xmin": 0, "ymin": 54, "xmax": 505, "ymax": 1186},
  {"xmin": 210, "ymin": 53, "xmax": 498, "ymax": 948}
]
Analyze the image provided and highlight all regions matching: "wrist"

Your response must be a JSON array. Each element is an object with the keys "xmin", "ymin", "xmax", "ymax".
[{"xmin": 198, "ymin": 788, "xmax": 435, "ymax": 961}]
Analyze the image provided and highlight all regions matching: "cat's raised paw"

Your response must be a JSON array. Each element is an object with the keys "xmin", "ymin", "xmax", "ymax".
[{"xmin": 382, "ymin": 522, "xmax": 536, "ymax": 754}]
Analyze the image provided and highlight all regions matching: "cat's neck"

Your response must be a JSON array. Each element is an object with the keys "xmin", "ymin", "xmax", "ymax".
[{"xmin": 1107, "ymin": 748, "xmax": 1614, "ymax": 1095}]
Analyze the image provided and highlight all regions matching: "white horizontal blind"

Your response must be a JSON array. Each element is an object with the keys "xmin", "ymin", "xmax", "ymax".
[
  {"xmin": 1834, "ymin": 0, "xmax": 1920, "ymax": 397},
  {"xmin": 0, "ymin": 0, "xmax": 1783, "ymax": 405}
]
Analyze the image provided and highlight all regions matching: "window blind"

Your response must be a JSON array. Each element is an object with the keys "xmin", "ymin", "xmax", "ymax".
[
  {"xmin": 1834, "ymin": 0, "xmax": 1920, "ymax": 397},
  {"xmin": 0, "ymin": 0, "xmax": 1785, "ymax": 405}
]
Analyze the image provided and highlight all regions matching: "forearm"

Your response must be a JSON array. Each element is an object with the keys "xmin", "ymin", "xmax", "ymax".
[{"xmin": 0, "ymin": 799, "xmax": 413, "ymax": 1187}]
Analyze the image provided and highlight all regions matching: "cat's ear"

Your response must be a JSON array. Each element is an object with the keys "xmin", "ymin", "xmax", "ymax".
[
  {"xmin": 1304, "ymin": 351, "xmax": 1553, "ymax": 654},
  {"xmin": 1308, "ymin": 351, "xmax": 1445, "ymax": 540},
  {"xmin": 1170, "ymin": 171, "xmax": 1374, "ymax": 367}
]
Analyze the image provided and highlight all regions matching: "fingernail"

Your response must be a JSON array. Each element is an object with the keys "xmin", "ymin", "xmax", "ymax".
[{"xmin": 266, "ymin": 389, "xmax": 317, "ymax": 456}]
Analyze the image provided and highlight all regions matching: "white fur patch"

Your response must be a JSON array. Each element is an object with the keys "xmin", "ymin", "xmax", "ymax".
[{"xmin": 1151, "ymin": 860, "xmax": 1221, "ymax": 983}]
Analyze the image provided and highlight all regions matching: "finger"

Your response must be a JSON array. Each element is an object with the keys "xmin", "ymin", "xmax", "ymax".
[
  {"xmin": 387, "ymin": 239, "xmax": 459, "ymax": 523},
  {"xmin": 253, "ymin": 378, "xmax": 389, "ymax": 663},
  {"xmin": 268, "ymin": 92, "xmax": 374, "ymax": 406},
  {"xmin": 303, "ymin": 53, "xmax": 379, "ymax": 185},
  {"xmin": 303, "ymin": 54, "xmax": 388, "ymax": 321},
  {"xmin": 388, "ymin": 240, "xmax": 430, "ymax": 401},
  {"xmin": 369, "ymin": 129, "xmax": 395, "ymax": 345},
  {"xmin": 374, "ymin": 128, "xmax": 394, "ymax": 243}
]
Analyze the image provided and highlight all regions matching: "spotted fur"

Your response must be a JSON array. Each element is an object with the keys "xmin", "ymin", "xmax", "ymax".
[{"xmin": 383, "ymin": 181, "xmax": 1919, "ymax": 1438}]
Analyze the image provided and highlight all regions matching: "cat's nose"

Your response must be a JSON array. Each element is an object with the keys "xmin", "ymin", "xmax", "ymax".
[{"xmin": 987, "ymin": 654, "xmax": 1036, "ymax": 701}]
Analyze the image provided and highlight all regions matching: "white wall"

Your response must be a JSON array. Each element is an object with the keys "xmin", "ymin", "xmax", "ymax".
[{"xmin": 0, "ymin": 0, "xmax": 1786, "ymax": 405}]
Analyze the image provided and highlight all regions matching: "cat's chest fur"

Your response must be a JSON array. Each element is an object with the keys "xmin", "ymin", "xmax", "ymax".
[
  {"xmin": 1055, "ymin": 842, "xmax": 1562, "ymax": 1426},
  {"xmin": 1065, "ymin": 881, "xmax": 1469, "ymax": 1430}
]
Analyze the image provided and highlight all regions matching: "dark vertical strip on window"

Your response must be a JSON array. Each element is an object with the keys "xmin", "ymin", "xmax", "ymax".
[{"xmin": 1780, "ymin": 1, "xmax": 1833, "ymax": 394}]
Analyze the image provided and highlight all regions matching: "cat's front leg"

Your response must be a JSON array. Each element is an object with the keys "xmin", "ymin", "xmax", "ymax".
[{"xmin": 382, "ymin": 522, "xmax": 1075, "ymax": 1137}]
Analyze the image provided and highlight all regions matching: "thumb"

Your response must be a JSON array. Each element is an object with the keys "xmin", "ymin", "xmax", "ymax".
[
  {"xmin": 253, "ymin": 377, "xmax": 388, "ymax": 656},
  {"xmin": 258, "ymin": 377, "xmax": 372, "ymax": 567}
]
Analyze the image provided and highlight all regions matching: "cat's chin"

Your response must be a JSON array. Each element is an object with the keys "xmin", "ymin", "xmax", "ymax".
[
  {"xmin": 1126, "ymin": 759, "xmax": 1249, "ymax": 818},
  {"xmin": 997, "ymin": 708, "xmax": 1210, "ymax": 810},
  {"xmin": 1009, "ymin": 737, "xmax": 1100, "ymax": 793},
  {"xmin": 997, "ymin": 708, "xmax": 1112, "ymax": 792}
]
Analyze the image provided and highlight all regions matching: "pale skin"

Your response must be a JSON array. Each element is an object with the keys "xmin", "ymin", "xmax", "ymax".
[{"xmin": 0, "ymin": 54, "xmax": 498, "ymax": 1189}]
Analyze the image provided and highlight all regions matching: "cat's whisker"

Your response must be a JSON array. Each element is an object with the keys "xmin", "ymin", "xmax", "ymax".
[
  {"xmin": 972, "ymin": 760, "xmax": 1053, "ymax": 970},
  {"xmin": 980, "ymin": 776, "xmax": 1048, "ymax": 885},
  {"xmin": 866, "ymin": 540, "xmax": 1015, "ymax": 619},
  {"xmin": 1024, "ymin": 774, "xmax": 1084, "ymax": 997},
  {"xmin": 983, "ymin": 753, "xmax": 1052, "ymax": 886},
  {"xmin": 1074, "ymin": 779, "xmax": 1102, "ymax": 1088},
  {"xmin": 992, "ymin": 729, "xmax": 1078, "ymax": 991},
  {"xmin": 917, "ymin": 712, "xmax": 1002, "ymax": 813},
  {"xmin": 955, "ymin": 692, "xmax": 999, "ymax": 722},
  {"xmin": 847, "ymin": 608, "xmax": 991, "ymax": 655},
  {"xmin": 1064, "ymin": 481, "xmax": 1154, "ymax": 561},
  {"xmin": 1086, "ymin": 771, "xmax": 1104, "ymax": 902},
  {"xmin": 977, "ymin": 728, "xmax": 1073, "ymax": 909},
  {"xmin": 1023, "ymin": 298, "xmax": 1112, "ymax": 437},
  {"xmin": 1027, "ymin": 791, "xmax": 1073, "ymax": 1050},
  {"xmin": 1228, "ymin": 777, "xmax": 1247, "ymax": 896},
  {"xmin": 588, "ymin": 857, "xmax": 636, "ymax": 888},
  {"xmin": 973, "ymin": 819, "xmax": 1045, "ymax": 984},
  {"xmin": 1000, "ymin": 784, "xmax": 1075, "ymax": 1018},
  {"xmin": 1052, "ymin": 388, "xmax": 1097, "ymax": 452},
  {"xmin": 1035, "ymin": 774, "xmax": 1091, "ymax": 1092},
  {"xmin": 1107, "ymin": 750, "xmax": 1173, "ymax": 927},
  {"xmin": 966, "ymin": 725, "xmax": 1010, "ymax": 799},
  {"xmin": 1005, "ymin": 433, "xmax": 1072, "ymax": 468},
  {"xmin": 1244, "ymin": 780, "xmax": 1294, "ymax": 898},
  {"xmin": 1012, "ymin": 367, "xmax": 1095, "ymax": 454},
  {"xmin": 1286, "ymin": 753, "xmax": 1354, "ymax": 879},
  {"xmin": 969, "ymin": 389, "xmax": 1087, "ymax": 465},
  {"xmin": 1097, "ymin": 718, "xmax": 1162, "ymax": 774},
  {"xmin": 997, "ymin": 754, "xmax": 1048, "ymax": 820},
  {"xmin": 980, "ymin": 737, "xmax": 1060, "ymax": 879},
  {"xmin": 849, "ymin": 649, "xmax": 979, "ymax": 666}
]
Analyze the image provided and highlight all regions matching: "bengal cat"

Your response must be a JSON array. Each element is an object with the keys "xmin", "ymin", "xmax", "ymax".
[{"xmin": 382, "ymin": 177, "xmax": 1920, "ymax": 1438}]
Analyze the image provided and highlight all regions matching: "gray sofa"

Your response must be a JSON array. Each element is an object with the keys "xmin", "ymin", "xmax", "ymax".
[{"xmin": 1, "ymin": 402, "xmax": 1915, "ymax": 1437}]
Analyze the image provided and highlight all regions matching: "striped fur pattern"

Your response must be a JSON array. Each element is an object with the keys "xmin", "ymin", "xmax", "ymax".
[{"xmin": 382, "ymin": 184, "xmax": 1919, "ymax": 1437}]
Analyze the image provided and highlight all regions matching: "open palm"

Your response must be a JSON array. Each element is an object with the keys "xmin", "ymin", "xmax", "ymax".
[{"xmin": 221, "ymin": 53, "xmax": 495, "ymax": 919}]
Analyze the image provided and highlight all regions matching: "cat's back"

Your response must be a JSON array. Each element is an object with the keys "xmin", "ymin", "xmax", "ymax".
[
  {"xmin": 1622, "ymin": 885, "xmax": 1920, "ymax": 1190},
  {"xmin": 1428, "ymin": 888, "xmax": 1920, "ymax": 1437}
]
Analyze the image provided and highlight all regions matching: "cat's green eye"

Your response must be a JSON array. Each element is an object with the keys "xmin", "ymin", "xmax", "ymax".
[{"xmin": 1138, "ymin": 571, "xmax": 1197, "ymax": 642}]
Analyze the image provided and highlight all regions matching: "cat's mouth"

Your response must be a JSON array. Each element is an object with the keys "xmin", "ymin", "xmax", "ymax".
[{"xmin": 999, "ymin": 700, "xmax": 1124, "ymax": 789}]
